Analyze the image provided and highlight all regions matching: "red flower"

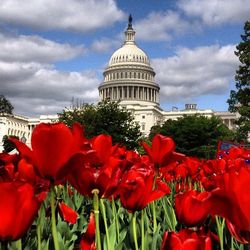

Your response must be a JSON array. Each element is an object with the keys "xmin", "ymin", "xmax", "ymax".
[
  {"xmin": 10, "ymin": 122, "xmax": 85, "ymax": 182},
  {"xmin": 58, "ymin": 202, "xmax": 78, "ymax": 224},
  {"xmin": 174, "ymin": 163, "xmax": 189, "ymax": 179},
  {"xmin": 175, "ymin": 190, "xmax": 210, "ymax": 227},
  {"xmin": 142, "ymin": 134, "xmax": 174, "ymax": 165},
  {"xmin": 185, "ymin": 157, "xmax": 201, "ymax": 174},
  {"xmin": 17, "ymin": 159, "xmax": 50, "ymax": 195},
  {"xmin": 67, "ymin": 134, "xmax": 122, "ymax": 198},
  {"xmin": 118, "ymin": 163, "xmax": 170, "ymax": 212},
  {"xmin": 79, "ymin": 212, "xmax": 96, "ymax": 250},
  {"xmin": 0, "ymin": 182, "xmax": 41, "ymax": 241},
  {"xmin": 142, "ymin": 134, "xmax": 185, "ymax": 167},
  {"xmin": 206, "ymin": 168, "xmax": 250, "ymax": 240},
  {"xmin": 226, "ymin": 220, "xmax": 250, "ymax": 244},
  {"xmin": 161, "ymin": 228, "xmax": 213, "ymax": 250}
]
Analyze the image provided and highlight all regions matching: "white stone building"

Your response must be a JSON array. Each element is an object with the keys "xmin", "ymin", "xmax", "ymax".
[
  {"xmin": 0, "ymin": 16, "xmax": 237, "ymax": 152},
  {"xmin": 0, "ymin": 113, "xmax": 58, "ymax": 151}
]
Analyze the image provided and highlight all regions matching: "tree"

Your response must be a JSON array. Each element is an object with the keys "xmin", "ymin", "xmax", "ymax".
[
  {"xmin": 227, "ymin": 20, "xmax": 250, "ymax": 141},
  {"xmin": 58, "ymin": 100, "xmax": 142, "ymax": 150},
  {"xmin": 149, "ymin": 115, "xmax": 235, "ymax": 159},
  {"xmin": 2, "ymin": 135, "xmax": 19, "ymax": 153},
  {"xmin": 0, "ymin": 95, "xmax": 14, "ymax": 114}
]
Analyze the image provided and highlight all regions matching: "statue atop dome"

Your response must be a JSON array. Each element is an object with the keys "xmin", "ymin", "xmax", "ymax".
[{"xmin": 128, "ymin": 14, "xmax": 133, "ymax": 29}]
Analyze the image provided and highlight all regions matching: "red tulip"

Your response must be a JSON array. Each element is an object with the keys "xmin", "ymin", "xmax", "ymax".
[
  {"xmin": 67, "ymin": 134, "xmax": 122, "ymax": 198},
  {"xmin": 161, "ymin": 228, "xmax": 213, "ymax": 250},
  {"xmin": 79, "ymin": 212, "xmax": 96, "ymax": 250},
  {"xmin": 142, "ymin": 134, "xmax": 174, "ymax": 166},
  {"xmin": 0, "ymin": 182, "xmax": 41, "ymax": 241},
  {"xmin": 206, "ymin": 168, "xmax": 250, "ymax": 238},
  {"xmin": 174, "ymin": 163, "xmax": 189, "ymax": 179},
  {"xmin": 118, "ymin": 163, "xmax": 170, "ymax": 212},
  {"xmin": 175, "ymin": 190, "xmax": 210, "ymax": 227},
  {"xmin": 58, "ymin": 202, "xmax": 78, "ymax": 224},
  {"xmin": 10, "ymin": 122, "xmax": 86, "ymax": 182},
  {"xmin": 226, "ymin": 220, "xmax": 250, "ymax": 244}
]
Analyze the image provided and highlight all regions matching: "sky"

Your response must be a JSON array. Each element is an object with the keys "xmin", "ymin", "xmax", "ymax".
[{"xmin": 0, "ymin": 0, "xmax": 249, "ymax": 117}]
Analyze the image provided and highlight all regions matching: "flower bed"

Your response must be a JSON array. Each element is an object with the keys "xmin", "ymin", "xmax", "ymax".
[{"xmin": 0, "ymin": 122, "xmax": 249, "ymax": 249}]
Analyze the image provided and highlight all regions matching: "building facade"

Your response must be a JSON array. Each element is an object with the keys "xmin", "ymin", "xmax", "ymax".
[{"xmin": 0, "ymin": 113, "xmax": 58, "ymax": 151}]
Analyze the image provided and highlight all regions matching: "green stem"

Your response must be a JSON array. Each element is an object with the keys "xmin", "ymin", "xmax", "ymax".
[
  {"xmin": 16, "ymin": 239, "xmax": 22, "ymax": 250},
  {"xmin": 112, "ymin": 197, "xmax": 119, "ymax": 241},
  {"xmin": 132, "ymin": 212, "xmax": 139, "ymax": 250},
  {"xmin": 231, "ymin": 237, "xmax": 235, "ymax": 250},
  {"xmin": 216, "ymin": 216, "xmax": 225, "ymax": 250},
  {"xmin": 152, "ymin": 201, "xmax": 157, "ymax": 233},
  {"xmin": 37, "ymin": 219, "xmax": 41, "ymax": 250},
  {"xmin": 36, "ymin": 207, "xmax": 43, "ymax": 250},
  {"xmin": 100, "ymin": 199, "xmax": 110, "ymax": 249},
  {"xmin": 141, "ymin": 210, "xmax": 145, "ymax": 250},
  {"xmin": 92, "ymin": 189, "xmax": 101, "ymax": 250},
  {"xmin": 50, "ymin": 188, "xmax": 60, "ymax": 250},
  {"xmin": 161, "ymin": 198, "xmax": 173, "ymax": 230}
]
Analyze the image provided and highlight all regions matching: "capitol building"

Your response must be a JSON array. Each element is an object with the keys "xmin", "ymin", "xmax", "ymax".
[
  {"xmin": 0, "ymin": 17, "xmax": 236, "ymax": 152},
  {"xmin": 98, "ymin": 16, "xmax": 236, "ymax": 134}
]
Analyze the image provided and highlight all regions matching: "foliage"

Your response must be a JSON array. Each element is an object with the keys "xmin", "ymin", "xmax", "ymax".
[
  {"xmin": 227, "ymin": 20, "xmax": 250, "ymax": 141},
  {"xmin": 2, "ymin": 135, "xmax": 19, "ymax": 153},
  {"xmin": 149, "ymin": 115, "xmax": 235, "ymax": 159},
  {"xmin": 0, "ymin": 95, "xmax": 13, "ymax": 114},
  {"xmin": 58, "ymin": 99, "xmax": 141, "ymax": 150}
]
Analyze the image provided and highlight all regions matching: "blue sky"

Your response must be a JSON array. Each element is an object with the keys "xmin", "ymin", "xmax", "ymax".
[{"xmin": 0, "ymin": 0, "xmax": 249, "ymax": 116}]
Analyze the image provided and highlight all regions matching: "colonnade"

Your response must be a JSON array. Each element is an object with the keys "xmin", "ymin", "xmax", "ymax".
[{"xmin": 100, "ymin": 85, "xmax": 159, "ymax": 103}]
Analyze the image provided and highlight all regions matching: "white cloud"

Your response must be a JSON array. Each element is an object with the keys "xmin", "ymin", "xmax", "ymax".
[
  {"xmin": 1, "ymin": 62, "xmax": 100, "ymax": 116},
  {"xmin": 0, "ymin": 0, "xmax": 125, "ymax": 32},
  {"xmin": 178, "ymin": 0, "xmax": 250, "ymax": 26},
  {"xmin": 0, "ymin": 30, "xmax": 99, "ymax": 116},
  {"xmin": 152, "ymin": 44, "xmax": 239, "ymax": 102},
  {"xmin": 0, "ymin": 32, "xmax": 85, "ymax": 63},
  {"xmin": 91, "ymin": 37, "xmax": 121, "ymax": 53},
  {"xmin": 134, "ymin": 10, "xmax": 193, "ymax": 41}
]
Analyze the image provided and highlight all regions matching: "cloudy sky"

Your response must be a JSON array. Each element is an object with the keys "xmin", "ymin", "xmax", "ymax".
[{"xmin": 0, "ymin": 0, "xmax": 249, "ymax": 116}]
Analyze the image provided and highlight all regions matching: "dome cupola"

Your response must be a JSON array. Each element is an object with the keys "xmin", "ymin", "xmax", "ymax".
[
  {"xmin": 98, "ymin": 15, "xmax": 160, "ymax": 107},
  {"xmin": 108, "ymin": 15, "xmax": 150, "ymax": 66}
]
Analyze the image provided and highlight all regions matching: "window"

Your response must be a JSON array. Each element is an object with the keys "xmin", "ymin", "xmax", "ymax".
[{"xmin": 141, "ymin": 123, "xmax": 145, "ymax": 131}]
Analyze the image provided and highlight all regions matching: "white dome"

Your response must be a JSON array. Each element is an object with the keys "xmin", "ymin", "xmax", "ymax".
[
  {"xmin": 99, "ymin": 16, "xmax": 160, "ymax": 108},
  {"xmin": 108, "ymin": 43, "xmax": 150, "ymax": 66}
]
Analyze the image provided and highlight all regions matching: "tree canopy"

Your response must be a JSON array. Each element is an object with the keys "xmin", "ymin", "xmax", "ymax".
[
  {"xmin": 0, "ymin": 95, "xmax": 14, "ymax": 114},
  {"xmin": 2, "ymin": 135, "xmax": 19, "ymax": 153},
  {"xmin": 227, "ymin": 20, "xmax": 250, "ymax": 141},
  {"xmin": 149, "ymin": 115, "xmax": 235, "ymax": 159},
  {"xmin": 58, "ymin": 100, "xmax": 142, "ymax": 150}
]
